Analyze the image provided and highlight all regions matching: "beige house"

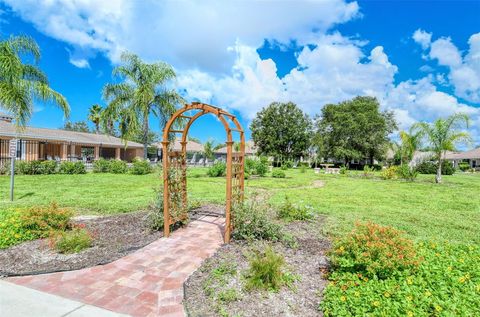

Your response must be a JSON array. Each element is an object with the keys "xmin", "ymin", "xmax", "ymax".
[
  {"xmin": 0, "ymin": 113, "xmax": 143, "ymax": 162},
  {"xmin": 215, "ymin": 140, "xmax": 257, "ymax": 157},
  {"xmin": 445, "ymin": 148, "xmax": 480, "ymax": 169}
]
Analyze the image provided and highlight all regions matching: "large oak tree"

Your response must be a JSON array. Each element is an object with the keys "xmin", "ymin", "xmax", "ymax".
[
  {"xmin": 315, "ymin": 96, "xmax": 397, "ymax": 165},
  {"xmin": 250, "ymin": 102, "xmax": 312, "ymax": 162}
]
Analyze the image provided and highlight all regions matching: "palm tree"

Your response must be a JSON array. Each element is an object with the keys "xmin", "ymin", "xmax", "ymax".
[
  {"xmin": 0, "ymin": 35, "xmax": 69, "ymax": 127},
  {"xmin": 413, "ymin": 113, "xmax": 471, "ymax": 183},
  {"xmin": 103, "ymin": 52, "xmax": 183, "ymax": 159},
  {"xmin": 203, "ymin": 140, "xmax": 215, "ymax": 166},
  {"xmin": 88, "ymin": 104, "xmax": 102, "ymax": 133},
  {"xmin": 399, "ymin": 127, "xmax": 423, "ymax": 163}
]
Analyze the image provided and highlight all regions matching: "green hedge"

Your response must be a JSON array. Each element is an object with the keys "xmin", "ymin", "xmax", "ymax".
[{"xmin": 415, "ymin": 161, "xmax": 455, "ymax": 175}]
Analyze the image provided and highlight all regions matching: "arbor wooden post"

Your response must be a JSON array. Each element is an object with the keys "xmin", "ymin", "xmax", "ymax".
[
  {"xmin": 162, "ymin": 102, "xmax": 245, "ymax": 243},
  {"xmin": 162, "ymin": 141, "xmax": 170, "ymax": 237},
  {"xmin": 225, "ymin": 140, "xmax": 234, "ymax": 243}
]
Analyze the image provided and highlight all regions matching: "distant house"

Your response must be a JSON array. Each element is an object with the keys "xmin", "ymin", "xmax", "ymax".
[
  {"xmin": 0, "ymin": 112, "xmax": 144, "ymax": 163},
  {"xmin": 444, "ymin": 148, "xmax": 480, "ymax": 169},
  {"xmin": 214, "ymin": 140, "xmax": 257, "ymax": 158}
]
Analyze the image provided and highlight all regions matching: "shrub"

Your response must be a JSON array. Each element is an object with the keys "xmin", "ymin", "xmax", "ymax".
[
  {"xmin": 339, "ymin": 166, "xmax": 347, "ymax": 175},
  {"xmin": 283, "ymin": 160, "xmax": 294, "ymax": 169},
  {"xmin": 245, "ymin": 157, "xmax": 268, "ymax": 176},
  {"xmin": 0, "ymin": 211, "xmax": 37, "ymax": 248},
  {"xmin": 271, "ymin": 169, "xmax": 286, "ymax": 178},
  {"xmin": 245, "ymin": 245, "xmax": 293, "ymax": 291},
  {"xmin": 20, "ymin": 203, "xmax": 73, "ymax": 237},
  {"xmin": 109, "ymin": 160, "xmax": 128, "ymax": 174},
  {"xmin": 458, "ymin": 162, "xmax": 470, "ymax": 171},
  {"xmin": 300, "ymin": 165, "xmax": 306, "ymax": 173},
  {"xmin": 380, "ymin": 166, "xmax": 397, "ymax": 180},
  {"xmin": 232, "ymin": 198, "xmax": 283, "ymax": 242},
  {"xmin": 130, "ymin": 158, "xmax": 152, "ymax": 175},
  {"xmin": 277, "ymin": 196, "xmax": 314, "ymax": 221},
  {"xmin": 50, "ymin": 225, "xmax": 92, "ymax": 254},
  {"xmin": 148, "ymin": 187, "xmax": 164, "ymax": 231},
  {"xmin": 93, "ymin": 158, "xmax": 111, "ymax": 173},
  {"xmin": 415, "ymin": 161, "xmax": 455, "ymax": 175},
  {"xmin": 59, "ymin": 161, "xmax": 86, "ymax": 174},
  {"xmin": 362, "ymin": 165, "xmax": 375, "ymax": 178},
  {"xmin": 329, "ymin": 222, "xmax": 420, "ymax": 279},
  {"xmin": 396, "ymin": 164, "xmax": 418, "ymax": 181},
  {"xmin": 322, "ymin": 242, "xmax": 480, "ymax": 316},
  {"xmin": 40, "ymin": 160, "xmax": 57, "ymax": 174},
  {"xmin": 207, "ymin": 162, "xmax": 226, "ymax": 177}
]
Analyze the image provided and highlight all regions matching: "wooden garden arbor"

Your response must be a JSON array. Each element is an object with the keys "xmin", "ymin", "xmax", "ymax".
[{"xmin": 162, "ymin": 102, "xmax": 245, "ymax": 242}]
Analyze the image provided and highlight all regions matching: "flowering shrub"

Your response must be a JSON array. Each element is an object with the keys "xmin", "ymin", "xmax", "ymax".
[
  {"xmin": 329, "ymin": 222, "xmax": 420, "ymax": 279},
  {"xmin": 322, "ymin": 242, "xmax": 480, "ymax": 316},
  {"xmin": 276, "ymin": 196, "xmax": 314, "ymax": 221},
  {"xmin": 380, "ymin": 166, "xmax": 398, "ymax": 180},
  {"xmin": 0, "ymin": 210, "xmax": 37, "ymax": 248}
]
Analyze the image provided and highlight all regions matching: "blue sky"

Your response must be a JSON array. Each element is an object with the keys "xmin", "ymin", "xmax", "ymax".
[{"xmin": 1, "ymin": 0, "xmax": 479, "ymax": 145}]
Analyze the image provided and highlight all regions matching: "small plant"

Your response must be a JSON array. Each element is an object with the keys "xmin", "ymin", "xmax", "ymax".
[
  {"xmin": 245, "ymin": 245, "xmax": 293, "ymax": 291},
  {"xmin": 277, "ymin": 196, "xmax": 314, "ymax": 221},
  {"xmin": 458, "ymin": 162, "xmax": 470, "ymax": 172},
  {"xmin": 380, "ymin": 166, "xmax": 398, "ymax": 180},
  {"xmin": 130, "ymin": 158, "xmax": 152, "ymax": 175},
  {"xmin": 59, "ymin": 161, "xmax": 86, "ymax": 174},
  {"xmin": 396, "ymin": 164, "xmax": 418, "ymax": 181},
  {"xmin": 50, "ymin": 225, "xmax": 93, "ymax": 254},
  {"xmin": 271, "ymin": 169, "xmax": 286, "ymax": 178},
  {"xmin": 300, "ymin": 165, "xmax": 306, "ymax": 173},
  {"xmin": 362, "ymin": 165, "xmax": 375, "ymax": 178},
  {"xmin": 93, "ymin": 158, "xmax": 111, "ymax": 173},
  {"xmin": 329, "ymin": 222, "xmax": 420, "ymax": 279},
  {"xmin": 339, "ymin": 166, "xmax": 347, "ymax": 175},
  {"xmin": 207, "ymin": 162, "xmax": 226, "ymax": 177},
  {"xmin": 109, "ymin": 159, "xmax": 128, "ymax": 174},
  {"xmin": 232, "ymin": 197, "xmax": 283, "ymax": 241}
]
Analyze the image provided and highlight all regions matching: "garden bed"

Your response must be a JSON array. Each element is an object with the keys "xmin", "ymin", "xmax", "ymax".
[
  {"xmin": 0, "ymin": 211, "xmax": 162, "ymax": 276},
  {"xmin": 184, "ymin": 217, "xmax": 331, "ymax": 317}
]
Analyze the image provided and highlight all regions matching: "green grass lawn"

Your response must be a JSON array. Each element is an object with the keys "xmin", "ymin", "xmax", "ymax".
[{"xmin": 1, "ymin": 168, "xmax": 479, "ymax": 244}]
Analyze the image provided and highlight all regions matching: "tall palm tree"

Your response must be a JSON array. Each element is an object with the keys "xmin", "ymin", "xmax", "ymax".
[
  {"xmin": 88, "ymin": 104, "xmax": 102, "ymax": 133},
  {"xmin": 0, "ymin": 35, "xmax": 69, "ymax": 127},
  {"xmin": 203, "ymin": 140, "xmax": 215, "ymax": 166},
  {"xmin": 103, "ymin": 52, "xmax": 184, "ymax": 159},
  {"xmin": 413, "ymin": 113, "xmax": 471, "ymax": 183},
  {"xmin": 399, "ymin": 127, "xmax": 423, "ymax": 163}
]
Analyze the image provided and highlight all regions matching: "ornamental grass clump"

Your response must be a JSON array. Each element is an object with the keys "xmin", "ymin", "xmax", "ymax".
[
  {"xmin": 329, "ymin": 222, "xmax": 420, "ymax": 279},
  {"xmin": 245, "ymin": 245, "xmax": 293, "ymax": 291},
  {"xmin": 49, "ymin": 224, "xmax": 93, "ymax": 254}
]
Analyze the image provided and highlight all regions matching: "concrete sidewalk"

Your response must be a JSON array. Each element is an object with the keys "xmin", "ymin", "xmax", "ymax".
[{"xmin": 0, "ymin": 280, "xmax": 127, "ymax": 317}]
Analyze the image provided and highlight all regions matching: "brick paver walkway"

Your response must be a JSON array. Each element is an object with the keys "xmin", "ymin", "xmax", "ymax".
[{"xmin": 7, "ymin": 215, "xmax": 225, "ymax": 317}]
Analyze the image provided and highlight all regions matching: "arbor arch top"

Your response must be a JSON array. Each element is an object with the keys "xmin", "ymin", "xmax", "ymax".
[{"xmin": 162, "ymin": 102, "xmax": 245, "ymax": 242}]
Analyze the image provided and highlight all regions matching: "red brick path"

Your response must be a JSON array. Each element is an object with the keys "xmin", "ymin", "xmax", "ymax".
[{"xmin": 7, "ymin": 216, "xmax": 225, "ymax": 317}]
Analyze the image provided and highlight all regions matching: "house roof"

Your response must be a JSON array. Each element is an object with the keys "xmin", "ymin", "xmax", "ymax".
[
  {"xmin": 445, "ymin": 148, "xmax": 480, "ymax": 160},
  {"xmin": 215, "ymin": 140, "xmax": 257, "ymax": 155},
  {"xmin": 0, "ymin": 120, "xmax": 143, "ymax": 148},
  {"xmin": 152, "ymin": 139, "xmax": 205, "ymax": 152}
]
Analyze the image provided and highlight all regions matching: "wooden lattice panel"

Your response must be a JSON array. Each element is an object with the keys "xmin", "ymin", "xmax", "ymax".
[{"xmin": 167, "ymin": 151, "xmax": 188, "ymax": 225}]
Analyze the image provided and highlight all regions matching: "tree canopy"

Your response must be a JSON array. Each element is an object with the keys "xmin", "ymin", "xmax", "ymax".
[
  {"xmin": 315, "ymin": 96, "xmax": 397, "ymax": 165},
  {"xmin": 62, "ymin": 121, "xmax": 90, "ymax": 133},
  {"xmin": 250, "ymin": 102, "xmax": 312, "ymax": 161}
]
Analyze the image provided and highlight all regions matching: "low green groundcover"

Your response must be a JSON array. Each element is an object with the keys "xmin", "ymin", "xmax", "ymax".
[{"xmin": 322, "ymin": 242, "xmax": 480, "ymax": 316}]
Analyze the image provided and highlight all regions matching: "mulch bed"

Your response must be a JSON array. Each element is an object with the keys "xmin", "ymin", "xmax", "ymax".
[
  {"xmin": 184, "ymin": 217, "xmax": 331, "ymax": 317},
  {"xmin": 0, "ymin": 211, "xmax": 162, "ymax": 277}
]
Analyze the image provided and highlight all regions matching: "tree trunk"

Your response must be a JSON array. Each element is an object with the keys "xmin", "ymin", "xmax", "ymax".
[
  {"xmin": 435, "ymin": 152, "xmax": 442, "ymax": 183},
  {"xmin": 142, "ymin": 114, "xmax": 149, "ymax": 160}
]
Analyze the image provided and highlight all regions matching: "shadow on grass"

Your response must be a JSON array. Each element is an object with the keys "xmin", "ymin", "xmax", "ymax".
[{"xmin": 17, "ymin": 192, "xmax": 34, "ymax": 200}]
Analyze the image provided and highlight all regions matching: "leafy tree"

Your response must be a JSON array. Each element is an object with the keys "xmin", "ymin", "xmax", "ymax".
[
  {"xmin": 62, "ymin": 121, "xmax": 90, "ymax": 133},
  {"xmin": 203, "ymin": 140, "xmax": 215, "ymax": 163},
  {"xmin": 0, "ymin": 35, "xmax": 69, "ymax": 127},
  {"xmin": 88, "ymin": 104, "xmax": 102, "ymax": 133},
  {"xmin": 250, "ymin": 102, "xmax": 312, "ymax": 162},
  {"xmin": 315, "ymin": 96, "xmax": 397, "ymax": 166},
  {"xmin": 412, "ymin": 113, "xmax": 471, "ymax": 183},
  {"xmin": 103, "ymin": 52, "xmax": 183, "ymax": 159}
]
